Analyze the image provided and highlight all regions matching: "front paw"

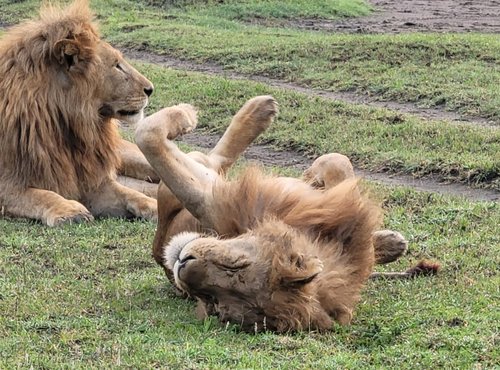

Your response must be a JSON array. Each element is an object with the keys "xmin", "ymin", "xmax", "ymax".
[
  {"xmin": 127, "ymin": 196, "xmax": 158, "ymax": 221},
  {"xmin": 136, "ymin": 104, "xmax": 198, "ymax": 145},
  {"xmin": 45, "ymin": 201, "xmax": 94, "ymax": 226}
]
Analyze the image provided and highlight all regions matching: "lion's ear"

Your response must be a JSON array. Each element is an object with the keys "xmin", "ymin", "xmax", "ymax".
[
  {"xmin": 54, "ymin": 39, "xmax": 81, "ymax": 69},
  {"xmin": 276, "ymin": 253, "xmax": 323, "ymax": 288}
]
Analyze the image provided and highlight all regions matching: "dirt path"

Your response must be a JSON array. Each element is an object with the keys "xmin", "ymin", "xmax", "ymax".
[
  {"xmin": 180, "ymin": 132, "xmax": 499, "ymax": 202},
  {"xmin": 125, "ymin": 50, "xmax": 495, "ymax": 127},
  {"xmin": 279, "ymin": 0, "xmax": 500, "ymax": 34}
]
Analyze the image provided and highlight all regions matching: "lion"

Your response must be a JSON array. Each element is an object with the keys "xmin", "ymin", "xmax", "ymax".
[
  {"xmin": 135, "ymin": 96, "xmax": 438, "ymax": 332},
  {"xmin": 0, "ymin": 0, "xmax": 159, "ymax": 226}
]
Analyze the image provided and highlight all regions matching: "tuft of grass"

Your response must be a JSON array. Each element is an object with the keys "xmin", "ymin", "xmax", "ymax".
[{"xmin": 142, "ymin": 0, "xmax": 371, "ymax": 21}]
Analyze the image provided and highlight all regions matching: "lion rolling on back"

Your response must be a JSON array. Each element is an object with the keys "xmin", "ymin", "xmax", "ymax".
[
  {"xmin": 136, "ymin": 96, "xmax": 438, "ymax": 332},
  {"xmin": 0, "ymin": 0, "xmax": 158, "ymax": 225}
]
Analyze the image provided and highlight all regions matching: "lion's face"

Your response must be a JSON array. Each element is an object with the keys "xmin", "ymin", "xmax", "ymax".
[
  {"xmin": 165, "ymin": 222, "xmax": 329, "ymax": 332},
  {"xmin": 95, "ymin": 42, "xmax": 153, "ymax": 125}
]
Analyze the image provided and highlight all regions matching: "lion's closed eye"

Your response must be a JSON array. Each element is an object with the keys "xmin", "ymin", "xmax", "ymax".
[{"xmin": 213, "ymin": 259, "xmax": 251, "ymax": 272}]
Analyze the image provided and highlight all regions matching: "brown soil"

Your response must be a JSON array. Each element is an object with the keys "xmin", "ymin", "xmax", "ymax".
[
  {"xmin": 180, "ymin": 132, "xmax": 499, "ymax": 202},
  {"xmin": 271, "ymin": 0, "xmax": 500, "ymax": 34}
]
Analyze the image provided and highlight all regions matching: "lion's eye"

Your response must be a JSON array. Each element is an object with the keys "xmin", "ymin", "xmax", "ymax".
[
  {"xmin": 214, "ymin": 260, "xmax": 250, "ymax": 272},
  {"xmin": 115, "ymin": 63, "xmax": 125, "ymax": 72}
]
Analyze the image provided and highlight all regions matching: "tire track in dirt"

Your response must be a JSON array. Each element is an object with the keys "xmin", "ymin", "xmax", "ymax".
[
  {"xmin": 124, "ymin": 49, "xmax": 496, "ymax": 128},
  {"xmin": 180, "ymin": 132, "xmax": 499, "ymax": 202},
  {"xmin": 123, "ymin": 50, "xmax": 499, "ymax": 202}
]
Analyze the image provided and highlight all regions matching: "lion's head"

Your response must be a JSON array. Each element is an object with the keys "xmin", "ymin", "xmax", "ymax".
[
  {"xmin": 0, "ymin": 0, "xmax": 153, "ymax": 196},
  {"xmin": 93, "ymin": 41, "xmax": 153, "ymax": 125},
  {"xmin": 165, "ymin": 223, "xmax": 331, "ymax": 333}
]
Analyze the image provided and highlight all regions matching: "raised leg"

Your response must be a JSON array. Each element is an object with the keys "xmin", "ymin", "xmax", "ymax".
[
  {"xmin": 303, "ymin": 153, "xmax": 408, "ymax": 265},
  {"xmin": 135, "ymin": 104, "xmax": 217, "ymax": 226},
  {"xmin": 207, "ymin": 96, "xmax": 278, "ymax": 173}
]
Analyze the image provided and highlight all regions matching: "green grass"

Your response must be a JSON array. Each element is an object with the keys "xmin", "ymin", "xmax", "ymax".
[
  {"xmin": 137, "ymin": 64, "xmax": 499, "ymax": 189},
  {"xmin": 105, "ymin": 21, "xmax": 500, "ymax": 123},
  {"xmin": 1, "ymin": 0, "xmax": 499, "ymax": 122},
  {"xmin": 142, "ymin": 0, "xmax": 371, "ymax": 21},
  {"xmin": 1, "ymin": 182, "xmax": 498, "ymax": 368}
]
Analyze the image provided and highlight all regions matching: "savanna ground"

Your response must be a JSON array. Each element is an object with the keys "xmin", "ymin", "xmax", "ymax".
[{"xmin": 0, "ymin": 0, "xmax": 499, "ymax": 368}]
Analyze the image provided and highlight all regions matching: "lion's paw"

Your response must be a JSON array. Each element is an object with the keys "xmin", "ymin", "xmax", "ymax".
[
  {"xmin": 166, "ymin": 103, "xmax": 198, "ymax": 139},
  {"xmin": 45, "ymin": 201, "xmax": 94, "ymax": 227},
  {"xmin": 127, "ymin": 196, "xmax": 158, "ymax": 221},
  {"xmin": 373, "ymin": 230, "xmax": 408, "ymax": 265},
  {"xmin": 136, "ymin": 104, "xmax": 198, "ymax": 147},
  {"xmin": 241, "ymin": 95, "xmax": 278, "ymax": 124}
]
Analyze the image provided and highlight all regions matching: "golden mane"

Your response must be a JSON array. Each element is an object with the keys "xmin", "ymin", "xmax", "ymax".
[
  {"xmin": 0, "ymin": 0, "xmax": 120, "ymax": 198},
  {"xmin": 211, "ymin": 166, "xmax": 380, "ymax": 237}
]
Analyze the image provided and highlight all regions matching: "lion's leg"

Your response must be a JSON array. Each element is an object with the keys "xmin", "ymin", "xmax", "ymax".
[
  {"xmin": 303, "ymin": 153, "xmax": 355, "ymax": 190},
  {"xmin": 207, "ymin": 96, "xmax": 278, "ymax": 173},
  {"xmin": 2, "ymin": 188, "xmax": 93, "ymax": 226},
  {"xmin": 116, "ymin": 175, "xmax": 159, "ymax": 199},
  {"xmin": 136, "ymin": 104, "xmax": 218, "ymax": 226},
  {"xmin": 84, "ymin": 179, "xmax": 157, "ymax": 220},
  {"xmin": 303, "ymin": 153, "xmax": 408, "ymax": 265},
  {"xmin": 372, "ymin": 230, "xmax": 408, "ymax": 264},
  {"xmin": 118, "ymin": 138, "xmax": 160, "ymax": 183},
  {"xmin": 152, "ymin": 183, "xmax": 199, "ymax": 264},
  {"xmin": 153, "ymin": 182, "xmax": 201, "ymax": 285}
]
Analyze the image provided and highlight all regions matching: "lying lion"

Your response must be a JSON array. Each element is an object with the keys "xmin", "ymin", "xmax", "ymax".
[
  {"xmin": 136, "ymin": 96, "xmax": 437, "ymax": 332},
  {"xmin": 0, "ymin": 0, "xmax": 158, "ymax": 226}
]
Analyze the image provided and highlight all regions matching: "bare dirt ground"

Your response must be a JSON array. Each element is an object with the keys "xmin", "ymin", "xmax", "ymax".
[
  {"xmin": 274, "ymin": 0, "xmax": 500, "ymax": 34},
  {"xmin": 180, "ymin": 132, "xmax": 499, "ymax": 202}
]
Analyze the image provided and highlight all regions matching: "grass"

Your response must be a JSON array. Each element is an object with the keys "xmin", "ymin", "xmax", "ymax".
[
  {"xmin": 0, "ymin": 0, "xmax": 499, "ymax": 122},
  {"xmin": 137, "ymin": 64, "xmax": 499, "ymax": 189},
  {"xmin": 1, "ymin": 181, "xmax": 498, "ymax": 369},
  {"xmin": 142, "ymin": 0, "xmax": 372, "ymax": 21}
]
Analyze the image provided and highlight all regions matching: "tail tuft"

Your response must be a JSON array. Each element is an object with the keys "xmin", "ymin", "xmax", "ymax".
[{"xmin": 405, "ymin": 260, "xmax": 441, "ymax": 277}]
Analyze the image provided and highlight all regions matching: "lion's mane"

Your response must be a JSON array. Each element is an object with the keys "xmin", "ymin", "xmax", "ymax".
[{"xmin": 0, "ymin": 0, "xmax": 120, "ymax": 199}]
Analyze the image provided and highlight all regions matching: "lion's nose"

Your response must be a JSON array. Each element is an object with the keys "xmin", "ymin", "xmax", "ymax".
[
  {"xmin": 144, "ymin": 86, "xmax": 154, "ymax": 97},
  {"xmin": 178, "ymin": 255, "xmax": 196, "ymax": 271}
]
